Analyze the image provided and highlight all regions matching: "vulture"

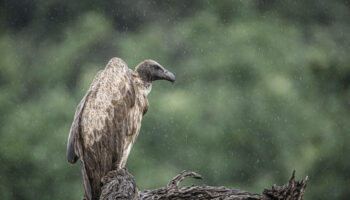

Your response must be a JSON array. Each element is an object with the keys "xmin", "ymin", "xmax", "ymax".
[{"xmin": 66, "ymin": 58, "xmax": 175, "ymax": 200}]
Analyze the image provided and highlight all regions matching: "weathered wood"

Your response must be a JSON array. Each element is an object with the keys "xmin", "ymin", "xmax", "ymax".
[
  {"xmin": 99, "ymin": 169, "xmax": 308, "ymax": 200},
  {"xmin": 100, "ymin": 169, "xmax": 138, "ymax": 200},
  {"xmin": 263, "ymin": 170, "xmax": 308, "ymax": 200}
]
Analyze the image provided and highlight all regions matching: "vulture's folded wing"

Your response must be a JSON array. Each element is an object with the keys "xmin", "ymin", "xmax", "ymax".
[
  {"xmin": 69, "ymin": 58, "xmax": 136, "ymax": 200},
  {"xmin": 66, "ymin": 70, "xmax": 103, "ymax": 164},
  {"xmin": 66, "ymin": 91, "xmax": 89, "ymax": 164}
]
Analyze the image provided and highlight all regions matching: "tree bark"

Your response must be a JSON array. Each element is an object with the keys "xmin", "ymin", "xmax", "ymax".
[{"xmin": 99, "ymin": 169, "xmax": 308, "ymax": 200}]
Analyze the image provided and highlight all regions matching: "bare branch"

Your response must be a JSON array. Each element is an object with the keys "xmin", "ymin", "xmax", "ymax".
[{"xmin": 99, "ymin": 169, "xmax": 308, "ymax": 200}]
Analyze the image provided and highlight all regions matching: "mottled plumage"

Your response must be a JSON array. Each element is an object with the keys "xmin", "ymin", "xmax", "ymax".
[{"xmin": 67, "ymin": 58, "xmax": 175, "ymax": 200}]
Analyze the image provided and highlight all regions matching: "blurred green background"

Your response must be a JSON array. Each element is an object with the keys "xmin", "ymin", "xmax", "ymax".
[{"xmin": 1, "ymin": 0, "xmax": 350, "ymax": 199}]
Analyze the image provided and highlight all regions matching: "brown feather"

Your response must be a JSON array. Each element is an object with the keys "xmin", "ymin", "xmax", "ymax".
[{"xmin": 67, "ymin": 58, "xmax": 149, "ymax": 200}]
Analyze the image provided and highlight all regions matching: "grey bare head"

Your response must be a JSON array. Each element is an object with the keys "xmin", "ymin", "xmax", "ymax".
[{"xmin": 135, "ymin": 60, "xmax": 175, "ymax": 83}]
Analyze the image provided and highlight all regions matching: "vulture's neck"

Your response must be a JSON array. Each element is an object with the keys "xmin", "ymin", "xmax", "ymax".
[{"xmin": 132, "ymin": 72, "xmax": 152, "ymax": 97}]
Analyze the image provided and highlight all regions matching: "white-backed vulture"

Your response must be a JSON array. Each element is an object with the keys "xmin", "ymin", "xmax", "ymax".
[{"xmin": 66, "ymin": 58, "xmax": 175, "ymax": 200}]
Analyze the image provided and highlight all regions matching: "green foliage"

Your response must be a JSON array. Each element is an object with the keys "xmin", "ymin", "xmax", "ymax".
[{"xmin": 1, "ymin": 1, "xmax": 350, "ymax": 199}]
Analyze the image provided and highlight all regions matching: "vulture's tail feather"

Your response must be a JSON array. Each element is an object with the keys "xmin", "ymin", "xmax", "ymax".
[{"xmin": 81, "ymin": 160, "xmax": 92, "ymax": 200}]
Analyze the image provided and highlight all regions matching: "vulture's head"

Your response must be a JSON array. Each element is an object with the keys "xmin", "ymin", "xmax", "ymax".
[{"xmin": 135, "ymin": 60, "xmax": 175, "ymax": 83}]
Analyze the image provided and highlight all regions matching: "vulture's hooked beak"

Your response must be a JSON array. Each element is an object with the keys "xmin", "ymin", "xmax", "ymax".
[{"xmin": 163, "ymin": 70, "xmax": 176, "ymax": 83}]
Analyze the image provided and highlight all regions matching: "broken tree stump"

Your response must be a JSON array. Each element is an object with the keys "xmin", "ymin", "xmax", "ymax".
[{"xmin": 99, "ymin": 169, "xmax": 308, "ymax": 200}]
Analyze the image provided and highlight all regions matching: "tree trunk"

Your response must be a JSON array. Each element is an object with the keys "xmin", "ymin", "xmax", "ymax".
[{"xmin": 99, "ymin": 169, "xmax": 308, "ymax": 200}]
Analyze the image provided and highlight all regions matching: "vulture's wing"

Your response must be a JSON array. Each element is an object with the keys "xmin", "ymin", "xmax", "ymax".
[
  {"xmin": 66, "ymin": 70, "xmax": 103, "ymax": 164},
  {"xmin": 66, "ymin": 69, "xmax": 104, "ymax": 200},
  {"xmin": 66, "ymin": 92, "xmax": 89, "ymax": 164},
  {"xmin": 68, "ymin": 58, "xmax": 136, "ymax": 200}
]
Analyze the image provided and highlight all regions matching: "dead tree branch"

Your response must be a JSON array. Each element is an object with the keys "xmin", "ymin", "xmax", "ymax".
[{"xmin": 99, "ymin": 169, "xmax": 308, "ymax": 200}]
